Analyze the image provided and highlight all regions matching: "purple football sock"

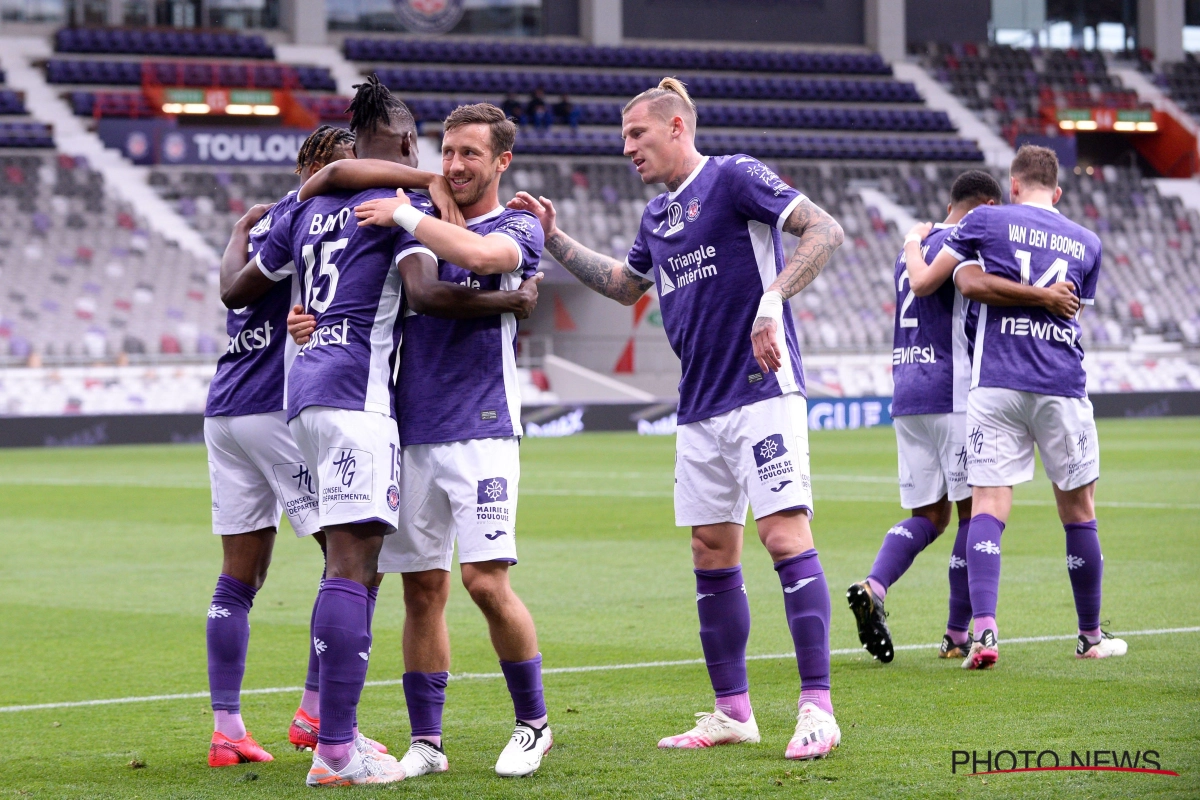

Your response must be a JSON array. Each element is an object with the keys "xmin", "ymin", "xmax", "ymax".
[
  {"xmin": 695, "ymin": 566, "xmax": 751, "ymax": 706},
  {"xmin": 304, "ymin": 577, "xmax": 325, "ymax": 697},
  {"xmin": 500, "ymin": 654, "xmax": 547, "ymax": 725},
  {"xmin": 714, "ymin": 692, "xmax": 752, "ymax": 723},
  {"xmin": 403, "ymin": 671, "xmax": 448, "ymax": 744},
  {"xmin": 1065, "ymin": 520, "xmax": 1104, "ymax": 633},
  {"xmin": 966, "ymin": 514, "xmax": 1005, "ymax": 632},
  {"xmin": 946, "ymin": 520, "xmax": 972, "ymax": 638},
  {"xmin": 207, "ymin": 574, "xmax": 257, "ymax": 714},
  {"xmin": 313, "ymin": 578, "xmax": 371, "ymax": 749},
  {"xmin": 868, "ymin": 516, "xmax": 939, "ymax": 598},
  {"xmin": 366, "ymin": 584, "xmax": 379, "ymax": 630},
  {"xmin": 351, "ymin": 585, "xmax": 380, "ymax": 733},
  {"xmin": 775, "ymin": 550, "xmax": 832, "ymax": 711}
]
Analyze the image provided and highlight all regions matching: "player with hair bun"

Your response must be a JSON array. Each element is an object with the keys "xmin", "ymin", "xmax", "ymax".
[{"xmin": 511, "ymin": 77, "xmax": 848, "ymax": 760}]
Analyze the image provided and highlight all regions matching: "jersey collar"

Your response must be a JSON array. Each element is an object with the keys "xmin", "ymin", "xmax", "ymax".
[
  {"xmin": 1020, "ymin": 201, "xmax": 1061, "ymax": 214},
  {"xmin": 465, "ymin": 206, "xmax": 504, "ymax": 226},
  {"xmin": 933, "ymin": 222, "xmax": 952, "ymax": 229},
  {"xmin": 667, "ymin": 156, "xmax": 710, "ymax": 200}
]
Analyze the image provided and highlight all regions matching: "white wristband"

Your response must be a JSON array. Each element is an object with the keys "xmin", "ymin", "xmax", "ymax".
[
  {"xmin": 904, "ymin": 233, "xmax": 923, "ymax": 246},
  {"xmin": 392, "ymin": 204, "xmax": 424, "ymax": 233},
  {"xmin": 756, "ymin": 290, "xmax": 784, "ymax": 321}
]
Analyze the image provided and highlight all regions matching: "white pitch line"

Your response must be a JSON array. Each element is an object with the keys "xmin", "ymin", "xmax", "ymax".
[{"xmin": 2, "ymin": 627, "xmax": 1196, "ymax": 715}]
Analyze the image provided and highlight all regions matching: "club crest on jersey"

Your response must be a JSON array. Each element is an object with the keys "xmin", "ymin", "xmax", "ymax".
[
  {"xmin": 685, "ymin": 197, "xmax": 702, "ymax": 222},
  {"xmin": 476, "ymin": 477, "xmax": 510, "ymax": 521},
  {"xmin": 753, "ymin": 434, "xmax": 795, "ymax": 482}
]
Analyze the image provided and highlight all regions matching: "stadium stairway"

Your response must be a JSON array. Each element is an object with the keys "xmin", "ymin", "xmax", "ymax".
[
  {"xmin": 274, "ymin": 43, "xmax": 363, "ymax": 98},
  {"xmin": 1110, "ymin": 64, "xmax": 1200, "ymax": 146},
  {"xmin": 892, "ymin": 61, "xmax": 1014, "ymax": 168},
  {"xmin": 0, "ymin": 36, "xmax": 218, "ymax": 263}
]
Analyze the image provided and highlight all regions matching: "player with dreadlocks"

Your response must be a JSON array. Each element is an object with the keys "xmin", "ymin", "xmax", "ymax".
[
  {"xmin": 203, "ymin": 123, "xmax": 356, "ymax": 768},
  {"xmin": 223, "ymin": 75, "xmax": 539, "ymax": 786}
]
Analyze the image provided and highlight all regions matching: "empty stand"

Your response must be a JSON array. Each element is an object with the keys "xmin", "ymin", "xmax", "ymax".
[
  {"xmin": 0, "ymin": 152, "xmax": 222, "ymax": 361},
  {"xmin": 55, "ymin": 28, "xmax": 274, "ymax": 59},
  {"xmin": 344, "ymin": 39, "xmax": 892, "ymax": 75}
]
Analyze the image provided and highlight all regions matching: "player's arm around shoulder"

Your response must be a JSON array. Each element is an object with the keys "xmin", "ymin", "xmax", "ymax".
[
  {"xmin": 508, "ymin": 191, "xmax": 652, "ymax": 306},
  {"xmin": 221, "ymin": 203, "xmax": 284, "ymax": 309},
  {"xmin": 953, "ymin": 262, "xmax": 1079, "ymax": 318},
  {"xmin": 298, "ymin": 158, "xmax": 464, "ymax": 228},
  {"xmin": 356, "ymin": 191, "xmax": 518, "ymax": 275},
  {"xmin": 751, "ymin": 198, "xmax": 845, "ymax": 373}
]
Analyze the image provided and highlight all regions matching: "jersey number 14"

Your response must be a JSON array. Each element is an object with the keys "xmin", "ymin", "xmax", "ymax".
[{"xmin": 1014, "ymin": 249, "xmax": 1069, "ymax": 287}]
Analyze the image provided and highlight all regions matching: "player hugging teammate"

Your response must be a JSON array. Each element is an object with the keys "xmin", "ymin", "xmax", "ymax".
[{"xmin": 200, "ymin": 72, "xmax": 1121, "ymax": 786}]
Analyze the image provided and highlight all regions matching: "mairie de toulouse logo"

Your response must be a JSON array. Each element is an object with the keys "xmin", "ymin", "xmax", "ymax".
[
  {"xmin": 753, "ymin": 434, "xmax": 788, "ymax": 468},
  {"xmin": 394, "ymin": 0, "xmax": 464, "ymax": 33},
  {"xmin": 477, "ymin": 477, "xmax": 509, "ymax": 505}
]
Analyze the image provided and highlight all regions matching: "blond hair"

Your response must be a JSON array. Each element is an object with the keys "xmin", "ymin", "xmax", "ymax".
[{"xmin": 622, "ymin": 77, "xmax": 697, "ymax": 131}]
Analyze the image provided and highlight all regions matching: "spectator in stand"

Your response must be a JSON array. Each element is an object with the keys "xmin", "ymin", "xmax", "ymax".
[
  {"xmin": 501, "ymin": 92, "xmax": 525, "ymax": 125},
  {"xmin": 553, "ymin": 94, "xmax": 581, "ymax": 131},
  {"xmin": 527, "ymin": 87, "xmax": 553, "ymax": 131}
]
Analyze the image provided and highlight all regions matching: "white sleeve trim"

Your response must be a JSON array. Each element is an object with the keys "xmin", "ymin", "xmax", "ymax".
[
  {"xmin": 624, "ymin": 257, "xmax": 651, "ymax": 277},
  {"xmin": 1081, "ymin": 298, "xmax": 1095, "ymax": 306},
  {"xmin": 952, "ymin": 259, "xmax": 981, "ymax": 279},
  {"xmin": 939, "ymin": 243, "xmax": 968, "ymax": 263},
  {"xmin": 775, "ymin": 193, "xmax": 808, "ymax": 231},
  {"xmin": 393, "ymin": 246, "xmax": 436, "ymax": 266},
  {"xmin": 255, "ymin": 252, "xmax": 290, "ymax": 282},
  {"xmin": 486, "ymin": 231, "xmax": 524, "ymax": 272}
]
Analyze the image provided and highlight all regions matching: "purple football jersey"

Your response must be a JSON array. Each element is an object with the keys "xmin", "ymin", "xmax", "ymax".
[
  {"xmin": 890, "ymin": 223, "xmax": 971, "ymax": 416},
  {"xmin": 624, "ymin": 155, "xmax": 808, "ymax": 425},
  {"xmin": 205, "ymin": 190, "xmax": 301, "ymax": 417},
  {"xmin": 254, "ymin": 189, "xmax": 433, "ymax": 420},
  {"xmin": 941, "ymin": 203, "xmax": 1101, "ymax": 398},
  {"xmin": 396, "ymin": 206, "xmax": 543, "ymax": 445}
]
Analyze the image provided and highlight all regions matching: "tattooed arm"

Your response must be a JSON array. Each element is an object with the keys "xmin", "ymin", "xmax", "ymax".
[
  {"xmin": 751, "ymin": 199, "xmax": 844, "ymax": 373},
  {"xmin": 508, "ymin": 191, "xmax": 652, "ymax": 306}
]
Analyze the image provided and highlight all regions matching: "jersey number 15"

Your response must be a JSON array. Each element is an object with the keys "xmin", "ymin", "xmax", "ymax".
[{"xmin": 302, "ymin": 238, "xmax": 348, "ymax": 314}]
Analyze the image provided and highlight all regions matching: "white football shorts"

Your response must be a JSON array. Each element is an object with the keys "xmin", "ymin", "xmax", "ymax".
[
  {"xmin": 204, "ymin": 411, "xmax": 320, "ymax": 537},
  {"xmin": 675, "ymin": 393, "xmax": 814, "ymax": 527},
  {"xmin": 965, "ymin": 386, "xmax": 1100, "ymax": 491},
  {"xmin": 287, "ymin": 406, "xmax": 402, "ymax": 531},
  {"xmin": 894, "ymin": 412, "xmax": 971, "ymax": 508},
  {"xmin": 378, "ymin": 436, "xmax": 520, "ymax": 573}
]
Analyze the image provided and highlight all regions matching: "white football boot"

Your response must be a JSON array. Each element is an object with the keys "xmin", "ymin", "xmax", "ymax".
[
  {"xmin": 1076, "ymin": 631, "xmax": 1128, "ymax": 659},
  {"xmin": 657, "ymin": 710, "xmax": 760, "ymax": 749},
  {"xmin": 306, "ymin": 747, "xmax": 405, "ymax": 787},
  {"xmin": 785, "ymin": 702, "xmax": 841, "ymax": 760},
  {"xmin": 495, "ymin": 721, "xmax": 553, "ymax": 777},
  {"xmin": 398, "ymin": 739, "xmax": 449, "ymax": 779}
]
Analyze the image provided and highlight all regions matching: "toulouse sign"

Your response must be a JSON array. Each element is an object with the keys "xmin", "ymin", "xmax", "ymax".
[{"xmin": 97, "ymin": 119, "xmax": 335, "ymax": 166}]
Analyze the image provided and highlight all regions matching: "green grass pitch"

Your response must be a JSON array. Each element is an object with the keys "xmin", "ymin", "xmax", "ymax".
[{"xmin": 0, "ymin": 418, "xmax": 1197, "ymax": 798}]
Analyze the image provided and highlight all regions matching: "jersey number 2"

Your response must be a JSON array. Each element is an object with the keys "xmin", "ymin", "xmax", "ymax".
[
  {"xmin": 302, "ymin": 238, "xmax": 348, "ymax": 314},
  {"xmin": 897, "ymin": 269, "xmax": 918, "ymax": 328}
]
